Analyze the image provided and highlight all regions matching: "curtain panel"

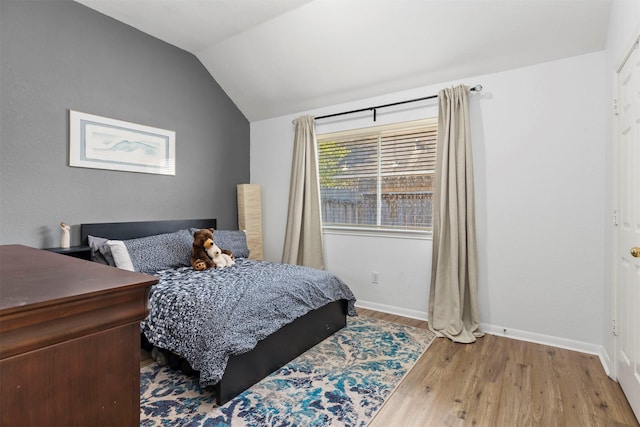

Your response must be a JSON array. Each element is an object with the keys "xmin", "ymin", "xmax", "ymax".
[
  {"xmin": 428, "ymin": 85, "xmax": 483, "ymax": 343},
  {"xmin": 282, "ymin": 115, "xmax": 324, "ymax": 269}
]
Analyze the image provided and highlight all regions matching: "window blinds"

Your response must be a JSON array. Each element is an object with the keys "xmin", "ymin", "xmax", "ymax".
[{"xmin": 318, "ymin": 119, "xmax": 437, "ymax": 230}]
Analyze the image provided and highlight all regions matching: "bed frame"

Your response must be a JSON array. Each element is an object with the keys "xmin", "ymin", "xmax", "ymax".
[{"xmin": 80, "ymin": 218, "xmax": 348, "ymax": 405}]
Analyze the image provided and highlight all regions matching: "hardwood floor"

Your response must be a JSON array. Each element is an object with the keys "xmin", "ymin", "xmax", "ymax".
[
  {"xmin": 360, "ymin": 308, "xmax": 639, "ymax": 427},
  {"xmin": 140, "ymin": 309, "xmax": 638, "ymax": 426}
]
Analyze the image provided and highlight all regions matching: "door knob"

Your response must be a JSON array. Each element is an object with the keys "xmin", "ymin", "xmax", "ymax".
[{"xmin": 632, "ymin": 247, "xmax": 640, "ymax": 258}]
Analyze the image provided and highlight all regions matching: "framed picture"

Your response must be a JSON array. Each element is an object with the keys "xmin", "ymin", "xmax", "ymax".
[{"xmin": 69, "ymin": 110, "xmax": 176, "ymax": 175}]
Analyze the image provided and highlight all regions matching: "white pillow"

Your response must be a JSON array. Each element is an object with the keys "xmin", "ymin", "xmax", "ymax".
[{"xmin": 106, "ymin": 240, "xmax": 135, "ymax": 271}]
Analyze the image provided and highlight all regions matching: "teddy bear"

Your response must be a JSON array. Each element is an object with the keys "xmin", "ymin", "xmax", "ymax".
[
  {"xmin": 206, "ymin": 243, "xmax": 235, "ymax": 269},
  {"xmin": 190, "ymin": 228, "xmax": 234, "ymax": 271}
]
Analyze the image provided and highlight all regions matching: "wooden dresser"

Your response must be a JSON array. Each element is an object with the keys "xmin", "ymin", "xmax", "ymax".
[{"xmin": 0, "ymin": 245, "xmax": 157, "ymax": 427}]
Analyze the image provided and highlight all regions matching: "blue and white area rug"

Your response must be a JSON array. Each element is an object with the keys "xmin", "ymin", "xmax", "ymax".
[{"xmin": 140, "ymin": 316, "xmax": 436, "ymax": 426}]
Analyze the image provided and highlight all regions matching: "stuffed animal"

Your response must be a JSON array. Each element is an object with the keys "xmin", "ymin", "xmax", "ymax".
[
  {"xmin": 190, "ymin": 228, "xmax": 233, "ymax": 271},
  {"xmin": 191, "ymin": 228, "xmax": 215, "ymax": 271},
  {"xmin": 206, "ymin": 243, "xmax": 235, "ymax": 269}
]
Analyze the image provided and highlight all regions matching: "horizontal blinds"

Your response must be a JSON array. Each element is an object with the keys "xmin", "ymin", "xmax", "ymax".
[
  {"xmin": 318, "ymin": 122, "xmax": 437, "ymax": 180},
  {"xmin": 380, "ymin": 125, "xmax": 437, "ymax": 175},
  {"xmin": 318, "ymin": 134, "xmax": 378, "ymax": 180}
]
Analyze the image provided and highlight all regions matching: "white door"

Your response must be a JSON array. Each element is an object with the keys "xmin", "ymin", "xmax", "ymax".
[{"xmin": 615, "ymin": 37, "xmax": 640, "ymax": 421}]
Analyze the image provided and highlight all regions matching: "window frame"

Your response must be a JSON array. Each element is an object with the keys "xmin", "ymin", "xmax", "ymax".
[{"xmin": 317, "ymin": 118, "xmax": 437, "ymax": 236}]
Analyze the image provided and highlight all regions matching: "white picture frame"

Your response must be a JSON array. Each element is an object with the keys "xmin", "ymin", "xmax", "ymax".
[{"xmin": 69, "ymin": 110, "xmax": 176, "ymax": 175}]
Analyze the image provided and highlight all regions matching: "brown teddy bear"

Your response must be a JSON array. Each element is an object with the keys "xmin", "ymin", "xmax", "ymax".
[{"xmin": 190, "ymin": 228, "xmax": 233, "ymax": 271}]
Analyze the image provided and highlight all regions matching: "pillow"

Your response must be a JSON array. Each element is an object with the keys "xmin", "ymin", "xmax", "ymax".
[
  {"xmin": 88, "ymin": 235, "xmax": 115, "ymax": 266},
  {"xmin": 106, "ymin": 240, "xmax": 135, "ymax": 271},
  {"xmin": 120, "ymin": 229, "xmax": 193, "ymax": 274},
  {"xmin": 214, "ymin": 230, "xmax": 250, "ymax": 258}
]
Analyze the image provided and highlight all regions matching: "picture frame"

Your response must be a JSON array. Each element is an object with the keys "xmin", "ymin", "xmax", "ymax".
[{"xmin": 69, "ymin": 110, "xmax": 176, "ymax": 176}]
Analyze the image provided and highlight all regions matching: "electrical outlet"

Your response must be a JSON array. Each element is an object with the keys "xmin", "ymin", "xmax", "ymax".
[{"xmin": 371, "ymin": 271, "xmax": 379, "ymax": 284}]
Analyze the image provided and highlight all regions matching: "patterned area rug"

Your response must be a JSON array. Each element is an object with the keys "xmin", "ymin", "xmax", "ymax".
[{"xmin": 140, "ymin": 316, "xmax": 435, "ymax": 426}]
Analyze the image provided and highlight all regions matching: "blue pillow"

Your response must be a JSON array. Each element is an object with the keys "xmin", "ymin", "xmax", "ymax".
[
  {"xmin": 214, "ymin": 230, "xmax": 250, "ymax": 258},
  {"xmin": 123, "ymin": 229, "xmax": 193, "ymax": 273}
]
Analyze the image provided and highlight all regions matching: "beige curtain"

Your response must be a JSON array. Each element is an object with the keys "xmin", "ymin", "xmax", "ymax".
[
  {"xmin": 282, "ymin": 115, "xmax": 324, "ymax": 269},
  {"xmin": 428, "ymin": 85, "xmax": 483, "ymax": 343}
]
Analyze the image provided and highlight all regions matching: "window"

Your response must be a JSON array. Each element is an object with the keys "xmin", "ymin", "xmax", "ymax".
[{"xmin": 317, "ymin": 118, "xmax": 437, "ymax": 231}]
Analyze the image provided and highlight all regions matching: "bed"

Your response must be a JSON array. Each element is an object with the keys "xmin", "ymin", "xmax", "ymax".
[{"xmin": 80, "ymin": 218, "xmax": 357, "ymax": 405}]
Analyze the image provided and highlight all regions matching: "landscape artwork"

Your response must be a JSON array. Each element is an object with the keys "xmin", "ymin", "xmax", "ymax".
[{"xmin": 69, "ymin": 110, "xmax": 176, "ymax": 175}]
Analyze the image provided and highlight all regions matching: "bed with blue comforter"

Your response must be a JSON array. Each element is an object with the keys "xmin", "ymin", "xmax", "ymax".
[
  {"xmin": 80, "ymin": 218, "xmax": 357, "ymax": 404},
  {"xmin": 142, "ymin": 259, "xmax": 357, "ymax": 387}
]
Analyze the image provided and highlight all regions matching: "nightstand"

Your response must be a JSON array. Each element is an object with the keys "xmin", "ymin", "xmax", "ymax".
[{"xmin": 44, "ymin": 245, "xmax": 91, "ymax": 260}]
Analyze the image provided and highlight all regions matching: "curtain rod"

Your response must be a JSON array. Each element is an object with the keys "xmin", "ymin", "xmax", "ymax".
[{"xmin": 314, "ymin": 84, "xmax": 483, "ymax": 122}]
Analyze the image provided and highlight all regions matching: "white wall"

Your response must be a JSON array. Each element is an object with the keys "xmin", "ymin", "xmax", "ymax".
[
  {"xmin": 251, "ymin": 51, "xmax": 607, "ymax": 350},
  {"xmin": 475, "ymin": 53, "xmax": 605, "ymax": 349}
]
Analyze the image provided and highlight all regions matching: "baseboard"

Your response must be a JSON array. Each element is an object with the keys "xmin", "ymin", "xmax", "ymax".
[
  {"xmin": 480, "ymin": 323, "xmax": 604, "ymax": 358},
  {"xmin": 354, "ymin": 300, "xmax": 611, "ymax": 374},
  {"xmin": 354, "ymin": 300, "xmax": 427, "ymax": 321},
  {"xmin": 599, "ymin": 346, "xmax": 613, "ymax": 379}
]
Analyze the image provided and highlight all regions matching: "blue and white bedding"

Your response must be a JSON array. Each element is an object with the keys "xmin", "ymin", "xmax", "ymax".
[{"xmin": 140, "ymin": 258, "xmax": 357, "ymax": 387}]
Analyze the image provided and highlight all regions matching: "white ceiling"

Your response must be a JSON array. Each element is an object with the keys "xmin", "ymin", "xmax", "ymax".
[{"xmin": 75, "ymin": 0, "xmax": 612, "ymax": 122}]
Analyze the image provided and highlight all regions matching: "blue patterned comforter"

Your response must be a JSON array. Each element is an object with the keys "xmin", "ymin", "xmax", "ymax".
[{"xmin": 141, "ymin": 259, "xmax": 357, "ymax": 387}]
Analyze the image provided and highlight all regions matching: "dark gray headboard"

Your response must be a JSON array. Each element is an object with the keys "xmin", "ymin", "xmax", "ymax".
[{"xmin": 80, "ymin": 219, "xmax": 217, "ymax": 244}]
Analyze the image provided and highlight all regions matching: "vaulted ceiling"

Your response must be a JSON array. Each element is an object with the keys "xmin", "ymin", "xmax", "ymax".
[{"xmin": 75, "ymin": 0, "xmax": 612, "ymax": 121}]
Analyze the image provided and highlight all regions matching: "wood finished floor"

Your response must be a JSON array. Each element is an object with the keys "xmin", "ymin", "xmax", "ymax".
[
  {"xmin": 360, "ymin": 308, "xmax": 639, "ymax": 427},
  {"xmin": 140, "ymin": 309, "xmax": 639, "ymax": 426}
]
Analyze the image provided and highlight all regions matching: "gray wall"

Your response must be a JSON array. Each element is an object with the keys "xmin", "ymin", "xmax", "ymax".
[{"xmin": 0, "ymin": 0, "xmax": 250, "ymax": 248}]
